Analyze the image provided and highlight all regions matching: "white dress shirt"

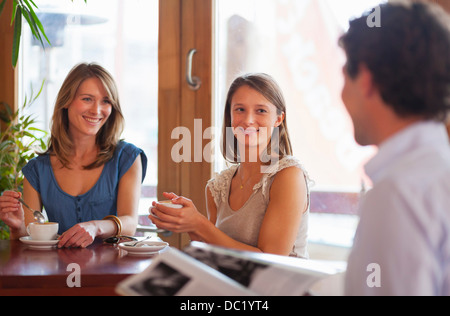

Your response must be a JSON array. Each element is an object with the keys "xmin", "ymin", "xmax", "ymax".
[{"xmin": 345, "ymin": 121, "xmax": 450, "ymax": 296}]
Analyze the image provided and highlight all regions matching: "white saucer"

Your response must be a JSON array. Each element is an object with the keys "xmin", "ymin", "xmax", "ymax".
[
  {"xmin": 119, "ymin": 241, "xmax": 168, "ymax": 257},
  {"xmin": 20, "ymin": 236, "xmax": 59, "ymax": 249}
]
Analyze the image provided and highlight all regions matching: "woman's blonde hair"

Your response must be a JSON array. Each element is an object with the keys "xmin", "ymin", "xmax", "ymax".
[
  {"xmin": 221, "ymin": 73, "xmax": 293, "ymax": 164},
  {"xmin": 43, "ymin": 63, "xmax": 125, "ymax": 169}
]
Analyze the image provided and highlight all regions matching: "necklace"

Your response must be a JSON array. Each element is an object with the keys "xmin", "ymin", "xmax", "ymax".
[{"xmin": 237, "ymin": 167, "xmax": 261, "ymax": 190}]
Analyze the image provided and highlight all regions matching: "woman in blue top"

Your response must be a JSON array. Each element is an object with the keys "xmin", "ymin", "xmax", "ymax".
[{"xmin": 0, "ymin": 63, "xmax": 147, "ymax": 248}]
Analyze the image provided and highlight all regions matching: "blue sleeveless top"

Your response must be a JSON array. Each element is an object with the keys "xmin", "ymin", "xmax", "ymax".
[{"xmin": 22, "ymin": 141, "xmax": 147, "ymax": 234}]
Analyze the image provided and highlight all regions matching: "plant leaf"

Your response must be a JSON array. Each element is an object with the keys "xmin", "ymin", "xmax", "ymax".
[
  {"xmin": 26, "ymin": 0, "xmax": 38, "ymax": 9},
  {"xmin": 10, "ymin": 0, "xmax": 17, "ymax": 26},
  {"xmin": 0, "ymin": 0, "xmax": 6, "ymax": 17},
  {"xmin": 12, "ymin": 6, "xmax": 22, "ymax": 67},
  {"xmin": 23, "ymin": 0, "xmax": 51, "ymax": 46},
  {"xmin": 0, "ymin": 102, "xmax": 13, "ymax": 120},
  {"xmin": 21, "ymin": 6, "xmax": 44, "ymax": 48},
  {"xmin": 32, "ymin": 79, "xmax": 45, "ymax": 103}
]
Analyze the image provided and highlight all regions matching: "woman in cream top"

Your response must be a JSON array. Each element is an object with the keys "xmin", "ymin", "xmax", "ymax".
[
  {"xmin": 150, "ymin": 74, "xmax": 310, "ymax": 258},
  {"xmin": 207, "ymin": 156, "xmax": 310, "ymax": 258}
]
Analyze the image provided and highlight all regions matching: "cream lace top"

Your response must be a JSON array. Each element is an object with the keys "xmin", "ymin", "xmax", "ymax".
[{"xmin": 207, "ymin": 156, "xmax": 310, "ymax": 258}]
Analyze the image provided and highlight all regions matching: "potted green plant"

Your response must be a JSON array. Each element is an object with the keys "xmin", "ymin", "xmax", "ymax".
[{"xmin": 0, "ymin": 84, "xmax": 48, "ymax": 240}]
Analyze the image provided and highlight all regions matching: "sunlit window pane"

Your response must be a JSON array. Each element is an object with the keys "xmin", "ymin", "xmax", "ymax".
[
  {"xmin": 215, "ymin": 0, "xmax": 385, "ymax": 192},
  {"xmin": 19, "ymin": 0, "xmax": 159, "ymax": 204},
  {"xmin": 214, "ymin": 0, "xmax": 386, "ymax": 254}
]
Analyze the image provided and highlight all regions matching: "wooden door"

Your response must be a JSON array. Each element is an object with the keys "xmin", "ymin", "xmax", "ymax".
[{"xmin": 158, "ymin": 0, "xmax": 213, "ymax": 249}]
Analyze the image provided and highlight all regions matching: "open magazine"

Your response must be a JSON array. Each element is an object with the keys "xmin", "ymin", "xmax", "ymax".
[{"xmin": 116, "ymin": 242, "xmax": 346, "ymax": 296}]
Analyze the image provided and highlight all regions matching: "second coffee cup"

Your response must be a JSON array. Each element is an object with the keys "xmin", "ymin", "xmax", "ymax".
[{"xmin": 27, "ymin": 222, "xmax": 59, "ymax": 241}]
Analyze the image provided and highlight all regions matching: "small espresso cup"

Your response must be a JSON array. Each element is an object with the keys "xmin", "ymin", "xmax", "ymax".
[
  {"xmin": 157, "ymin": 201, "xmax": 183, "ymax": 208},
  {"xmin": 149, "ymin": 201, "xmax": 183, "ymax": 218},
  {"xmin": 27, "ymin": 222, "xmax": 59, "ymax": 241}
]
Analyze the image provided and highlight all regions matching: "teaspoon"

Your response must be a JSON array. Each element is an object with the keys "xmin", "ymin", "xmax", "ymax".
[
  {"xmin": 18, "ymin": 198, "xmax": 46, "ymax": 224},
  {"xmin": 130, "ymin": 236, "xmax": 151, "ymax": 247}
]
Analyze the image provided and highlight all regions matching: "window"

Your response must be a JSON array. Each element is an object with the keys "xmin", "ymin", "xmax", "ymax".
[
  {"xmin": 15, "ymin": 0, "xmax": 389, "ymax": 253},
  {"xmin": 214, "ymin": 0, "xmax": 386, "ymax": 254},
  {"xmin": 19, "ymin": 0, "xmax": 159, "ymax": 212}
]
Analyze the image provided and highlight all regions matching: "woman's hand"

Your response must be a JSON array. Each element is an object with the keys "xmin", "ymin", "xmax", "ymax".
[
  {"xmin": 0, "ymin": 191, "xmax": 25, "ymax": 231},
  {"xmin": 58, "ymin": 221, "xmax": 98, "ymax": 248},
  {"xmin": 149, "ymin": 192, "xmax": 206, "ymax": 234}
]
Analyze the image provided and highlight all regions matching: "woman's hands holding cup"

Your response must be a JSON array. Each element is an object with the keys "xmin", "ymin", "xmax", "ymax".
[
  {"xmin": 149, "ymin": 192, "xmax": 206, "ymax": 236},
  {"xmin": 1, "ymin": 191, "xmax": 95, "ymax": 248},
  {"xmin": 0, "ymin": 191, "xmax": 25, "ymax": 231}
]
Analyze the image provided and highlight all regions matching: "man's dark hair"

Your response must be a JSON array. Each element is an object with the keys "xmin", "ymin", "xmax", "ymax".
[{"xmin": 339, "ymin": 1, "xmax": 450, "ymax": 121}]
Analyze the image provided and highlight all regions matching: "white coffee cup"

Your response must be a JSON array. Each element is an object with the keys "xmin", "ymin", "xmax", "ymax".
[
  {"xmin": 149, "ymin": 201, "xmax": 183, "ymax": 218},
  {"xmin": 27, "ymin": 222, "xmax": 59, "ymax": 241}
]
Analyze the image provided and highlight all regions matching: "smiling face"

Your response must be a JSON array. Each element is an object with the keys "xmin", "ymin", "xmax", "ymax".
[
  {"xmin": 67, "ymin": 77, "xmax": 112, "ymax": 139},
  {"xmin": 221, "ymin": 74, "xmax": 292, "ymax": 164},
  {"xmin": 230, "ymin": 85, "xmax": 284, "ymax": 150}
]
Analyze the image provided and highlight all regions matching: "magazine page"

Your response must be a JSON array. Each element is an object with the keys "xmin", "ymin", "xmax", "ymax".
[
  {"xmin": 116, "ymin": 247, "xmax": 256, "ymax": 296},
  {"xmin": 184, "ymin": 242, "xmax": 346, "ymax": 296},
  {"xmin": 308, "ymin": 272, "xmax": 346, "ymax": 296}
]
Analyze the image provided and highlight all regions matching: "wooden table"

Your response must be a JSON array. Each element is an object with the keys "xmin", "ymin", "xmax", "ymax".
[{"xmin": 0, "ymin": 238, "xmax": 156, "ymax": 296}]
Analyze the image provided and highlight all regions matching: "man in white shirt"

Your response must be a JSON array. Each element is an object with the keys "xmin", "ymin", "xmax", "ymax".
[{"xmin": 339, "ymin": 1, "xmax": 450, "ymax": 295}]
